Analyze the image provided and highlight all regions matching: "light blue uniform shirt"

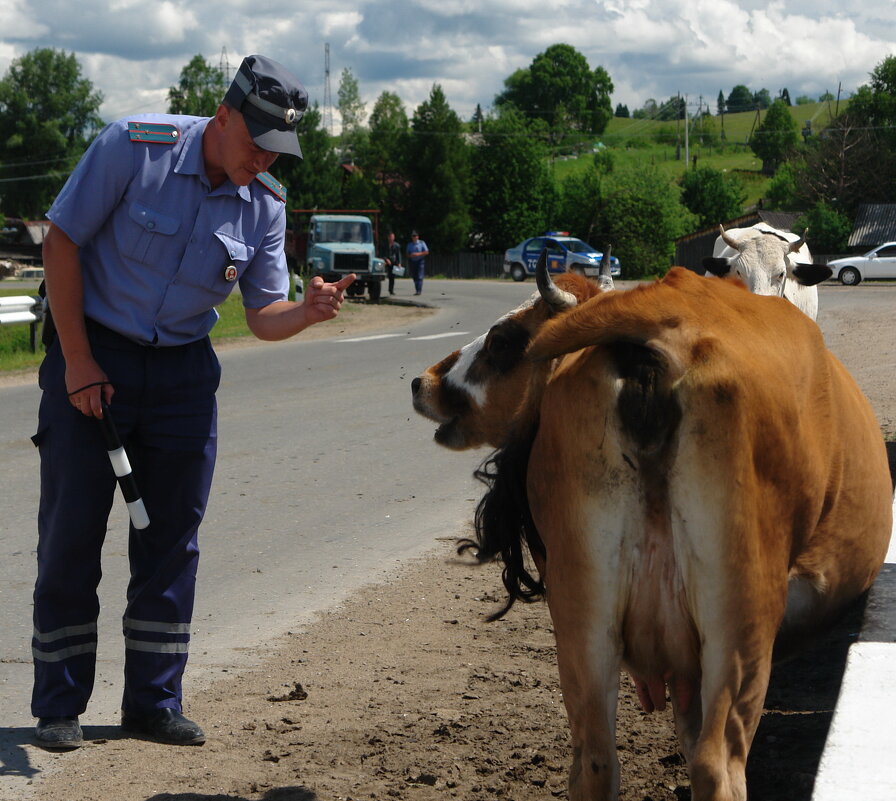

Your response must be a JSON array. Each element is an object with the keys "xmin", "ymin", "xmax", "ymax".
[
  {"xmin": 47, "ymin": 114, "xmax": 289, "ymax": 346},
  {"xmin": 407, "ymin": 239, "xmax": 428, "ymax": 263}
]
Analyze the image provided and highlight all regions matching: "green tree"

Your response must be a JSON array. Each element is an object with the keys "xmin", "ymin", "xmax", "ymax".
[
  {"xmin": 792, "ymin": 57, "xmax": 896, "ymax": 214},
  {"xmin": 633, "ymin": 98, "xmax": 658, "ymax": 120},
  {"xmin": 600, "ymin": 167, "xmax": 696, "ymax": 278},
  {"xmin": 614, "ymin": 103, "xmax": 630, "ymax": 118},
  {"xmin": 793, "ymin": 202, "xmax": 852, "ymax": 254},
  {"xmin": 557, "ymin": 151, "xmax": 613, "ymax": 243},
  {"xmin": 471, "ymin": 103, "xmax": 485, "ymax": 130},
  {"xmin": 679, "ymin": 167, "xmax": 746, "ymax": 228},
  {"xmin": 763, "ymin": 162, "xmax": 800, "ymax": 210},
  {"xmin": 749, "ymin": 100, "xmax": 799, "ymax": 174},
  {"xmin": 167, "ymin": 54, "xmax": 226, "ymax": 116},
  {"xmin": 470, "ymin": 106, "xmax": 555, "ymax": 251},
  {"xmin": 495, "ymin": 44, "xmax": 614, "ymax": 136},
  {"xmin": 404, "ymin": 85, "xmax": 471, "ymax": 252},
  {"xmin": 717, "ymin": 90, "xmax": 726, "ymax": 115},
  {"xmin": 753, "ymin": 88, "xmax": 772, "ymax": 109},
  {"xmin": 337, "ymin": 68, "xmax": 366, "ymax": 158},
  {"xmin": 358, "ymin": 91, "xmax": 409, "ymax": 232},
  {"xmin": 847, "ymin": 55, "xmax": 896, "ymax": 141},
  {"xmin": 790, "ymin": 114, "xmax": 882, "ymax": 213},
  {"xmin": 0, "ymin": 48, "xmax": 103, "ymax": 217},
  {"xmin": 795, "ymin": 95, "xmax": 813, "ymax": 105},
  {"xmin": 726, "ymin": 85, "xmax": 754, "ymax": 113},
  {"xmin": 693, "ymin": 112, "xmax": 721, "ymax": 147},
  {"xmin": 656, "ymin": 96, "xmax": 685, "ymax": 121},
  {"xmin": 275, "ymin": 103, "xmax": 342, "ymax": 211}
]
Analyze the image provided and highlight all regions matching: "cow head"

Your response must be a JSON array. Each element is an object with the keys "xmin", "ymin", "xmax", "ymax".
[
  {"xmin": 412, "ymin": 249, "xmax": 613, "ymax": 450},
  {"xmin": 703, "ymin": 225, "xmax": 832, "ymax": 297}
]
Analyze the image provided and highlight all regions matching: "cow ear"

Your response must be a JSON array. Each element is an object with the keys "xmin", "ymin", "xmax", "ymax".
[
  {"xmin": 703, "ymin": 257, "xmax": 731, "ymax": 277},
  {"xmin": 792, "ymin": 263, "xmax": 833, "ymax": 286}
]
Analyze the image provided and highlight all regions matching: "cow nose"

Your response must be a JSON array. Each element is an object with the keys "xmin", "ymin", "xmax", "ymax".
[{"xmin": 411, "ymin": 377, "xmax": 421, "ymax": 396}]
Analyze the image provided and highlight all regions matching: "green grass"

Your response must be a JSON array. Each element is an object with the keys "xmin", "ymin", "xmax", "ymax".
[
  {"xmin": 0, "ymin": 287, "xmax": 45, "ymax": 373},
  {"xmin": 555, "ymin": 101, "xmax": 845, "ymax": 209}
]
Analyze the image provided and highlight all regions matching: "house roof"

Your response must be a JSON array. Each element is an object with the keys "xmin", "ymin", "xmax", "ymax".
[
  {"xmin": 675, "ymin": 210, "xmax": 802, "ymax": 245},
  {"xmin": 848, "ymin": 204, "xmax": 896, "ymax": 248}
]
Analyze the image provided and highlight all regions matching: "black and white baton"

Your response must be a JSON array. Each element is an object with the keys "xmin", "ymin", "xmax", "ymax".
[{"xmin": 98, "ymin": 400, "xmax": 150, "ymax": 530}]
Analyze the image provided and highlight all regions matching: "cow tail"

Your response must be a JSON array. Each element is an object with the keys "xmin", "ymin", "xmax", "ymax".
[{"xmin": 458, "ymin": 419, "xmax": 545, "ymax": 621}]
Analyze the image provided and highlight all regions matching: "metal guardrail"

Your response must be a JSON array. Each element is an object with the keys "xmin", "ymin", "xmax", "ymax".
[{"xmin": 0, "ymin": 295, "xmax": 44, "ymax": 352}]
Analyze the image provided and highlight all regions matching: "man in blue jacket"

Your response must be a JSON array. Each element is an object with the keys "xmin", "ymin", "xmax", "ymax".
[{"xmin": 31, "ymin": 55, "xmax": 354, "ymax": 749}]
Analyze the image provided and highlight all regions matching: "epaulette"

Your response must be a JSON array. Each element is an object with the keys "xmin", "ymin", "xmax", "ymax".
[
  {"xmin": 128, "ymin": 121, "xmax": 180, "ymax": 144},
  {"xmin": 255, "ymin": 171, "xmax": 287, "ymax": 202}
]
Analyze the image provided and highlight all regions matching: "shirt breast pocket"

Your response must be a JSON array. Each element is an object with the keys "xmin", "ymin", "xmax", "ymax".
[
  {"xmin": 127, "ymin": 202, "xmax": 181, "ymax": 264},
  {"xmin": 212, "ymin": 232, "xmax": 255, "ymax": 287}
]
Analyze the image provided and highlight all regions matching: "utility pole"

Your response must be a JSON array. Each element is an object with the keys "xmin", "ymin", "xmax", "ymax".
[
  {"xmin": 323, "ymin": 43, "xmax": 333, "ymax": 136},
  {"xmin": 676, "ymin": 92, "xmax": 681, "ymax": 160},
  {"xmin": 684, "ymin": 94, "xmax": 690, "ymax": 168}
]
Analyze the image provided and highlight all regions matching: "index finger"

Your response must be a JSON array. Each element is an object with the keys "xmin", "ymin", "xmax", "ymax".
[{"xmin": 333, "ymin": 273, "xmax": 357, "ymax": 291}]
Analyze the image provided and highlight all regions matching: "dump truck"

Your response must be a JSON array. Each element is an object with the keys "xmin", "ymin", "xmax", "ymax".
[{"xmin": 291, "ymin": 211, "xmax": 386, "ymax": 301}]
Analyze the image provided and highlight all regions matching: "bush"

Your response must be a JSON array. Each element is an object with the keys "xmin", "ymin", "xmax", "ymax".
[
  {"xmin": 763, "ymin": 163, "xmax": 800, "ymax": 210},
  {"xmin": 794, "ymin": 202, "xmax": 852, "ymax": 254},
  {"xmin": 601, "ymin": 167, "xmax": 696, "ymax": 278}
]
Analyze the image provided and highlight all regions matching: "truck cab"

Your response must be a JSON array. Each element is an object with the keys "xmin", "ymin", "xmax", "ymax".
[{"xmin": 306, "ymin": 214, "xmax": 386, "ymax": 300}]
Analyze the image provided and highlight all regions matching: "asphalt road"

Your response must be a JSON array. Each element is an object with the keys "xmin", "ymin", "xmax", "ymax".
[
  {"xmin": 0, "ymin": 278, "xmax": 539, "ymax": 737},
  {"xmin": 0, "ymin": 276, "xmax": 892, "ymax": 799}
]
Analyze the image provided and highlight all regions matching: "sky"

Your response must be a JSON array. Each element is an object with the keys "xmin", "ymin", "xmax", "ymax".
[{"xmin": 1, "ymin": 0, "xmax": 895, "ymax": 130}]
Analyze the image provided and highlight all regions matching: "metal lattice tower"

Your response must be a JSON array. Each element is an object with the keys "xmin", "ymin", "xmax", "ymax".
[
  {"xmin": 323, "ymin": 43, "xmax": 333, "ymax": 136},
  {"xmin": 219, "ymin": 47, "xmax": 232, "ymax": 83}
]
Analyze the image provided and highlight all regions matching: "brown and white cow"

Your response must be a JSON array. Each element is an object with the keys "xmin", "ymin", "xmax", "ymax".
[
  {"xmin": 411, "ymin": 257, "xmax": 608, "ymax": 452},
  {"xmin": 412, "ymin": 256, "xmax": 892, "ymax": 801}
]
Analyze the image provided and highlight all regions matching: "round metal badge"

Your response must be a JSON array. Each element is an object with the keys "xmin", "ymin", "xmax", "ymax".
[{"xmin": 224, "ymin": 264, "xmax": 238, "ymax": 282}]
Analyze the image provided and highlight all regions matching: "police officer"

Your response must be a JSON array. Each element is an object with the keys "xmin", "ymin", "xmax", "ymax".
[{"xmin": 31, "ymin": 55, "xmax": 355, "ymax": 749}]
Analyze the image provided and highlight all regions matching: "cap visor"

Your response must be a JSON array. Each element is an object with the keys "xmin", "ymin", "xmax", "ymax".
[{"xmin": 245, "ymin": 116, "xmax": 302, "ymax": 158}]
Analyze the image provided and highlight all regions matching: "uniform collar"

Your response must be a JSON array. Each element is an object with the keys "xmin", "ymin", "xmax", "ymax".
[{"xmin": 175, "ymin": 118, "xmax": 252, "ymax": 201}]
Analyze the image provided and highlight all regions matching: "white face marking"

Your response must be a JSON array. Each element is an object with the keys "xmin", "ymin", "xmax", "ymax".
[{"xmin": 444, "ymin": 296, "xmax": 537, "ymax": 409}]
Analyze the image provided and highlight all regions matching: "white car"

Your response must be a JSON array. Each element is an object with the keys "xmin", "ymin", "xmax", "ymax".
[{"xmin": 827, "ymin": 242, "xmax": 896, "ymax": 285}]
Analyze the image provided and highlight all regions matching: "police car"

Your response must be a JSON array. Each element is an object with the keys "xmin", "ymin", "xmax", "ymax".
[{"xmin": 503, "ymin": 233, "xmax": 621, "ymax": 281}]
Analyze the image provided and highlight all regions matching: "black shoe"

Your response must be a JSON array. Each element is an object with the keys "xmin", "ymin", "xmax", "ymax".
[
  {"xmin": 121, "ymin": 708, "xmax": 205, "ymax": 745},
  {"xmin": 35, "ymin": 716, "xmax": 83, "ymax": 749}
]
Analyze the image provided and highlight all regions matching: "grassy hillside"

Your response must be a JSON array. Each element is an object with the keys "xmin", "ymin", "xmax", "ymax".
[{"xmin": 553, "ymin": 101, "xmax": 844, "ymax": 209}]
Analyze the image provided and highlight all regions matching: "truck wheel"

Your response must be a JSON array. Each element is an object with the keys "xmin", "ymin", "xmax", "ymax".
[
  {"xmin": 367, "ymin": 281, "xmax": 382, "ymax": 302},
  {"xmin": 346, "ymin": 283, "xmax": 363, "ymax": 297}
]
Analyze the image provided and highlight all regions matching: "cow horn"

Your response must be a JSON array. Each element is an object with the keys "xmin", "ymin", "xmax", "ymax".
[
  {"xmin": 598, "ymin": 244, "xmax": 615, "ymax": 292},
  {"xmin": 719, "ymin": 224, "xmax": 741, "ymax": 251},
  {"xmin": 789, "ymin": 227, "xmax": 808, "ymax": 253},
  {"xmin": 536, "ymin": 249, "xmax": 577, "ymax": 311}
]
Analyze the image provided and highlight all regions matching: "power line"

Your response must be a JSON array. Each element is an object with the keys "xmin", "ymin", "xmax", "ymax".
[
  {"xmin": 0, "ymin": 170, "xmax": 73, "ymax": 184},
  {"xmin": 0, "ymin": 155, "xmax": 73, "ymax": 171}
]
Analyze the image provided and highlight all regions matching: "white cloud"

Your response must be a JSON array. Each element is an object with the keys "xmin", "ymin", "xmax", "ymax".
[{"xmin": 0, "ymin": 0, "xmax": 893, "ymax": 123}]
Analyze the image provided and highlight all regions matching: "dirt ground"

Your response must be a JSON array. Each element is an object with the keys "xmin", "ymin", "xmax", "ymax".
[{"xmin": 24, "ymin": 289, "xmax": 896, "ymax": 801}]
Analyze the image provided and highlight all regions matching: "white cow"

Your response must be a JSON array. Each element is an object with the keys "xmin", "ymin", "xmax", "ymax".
[{"xmin": 703, "ymin": 222, "xmax": 831, "ymax": 319}]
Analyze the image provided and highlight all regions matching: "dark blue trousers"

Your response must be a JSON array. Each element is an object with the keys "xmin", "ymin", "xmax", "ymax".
[
  {"xmin": 31, "ymin": 320, "xmax": 220, "ymax": 718},
  {"xmin": 411, "ymin": 261, "xmax": 425, "ymax": 293}
]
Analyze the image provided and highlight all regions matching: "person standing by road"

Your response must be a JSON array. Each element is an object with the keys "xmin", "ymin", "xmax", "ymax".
[
  {"xmin": 30, "ymin": 54, "xmax": 355, "ymax": 751},
  {"xmin": 382, "ymin": 231, "xmax": 402, "ymax": 295},
  {"xmin": 406, "ymin": 230, "xmax": 429, "ymax": 296}
]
